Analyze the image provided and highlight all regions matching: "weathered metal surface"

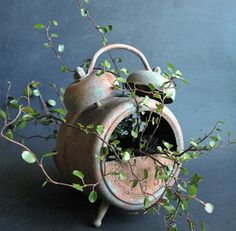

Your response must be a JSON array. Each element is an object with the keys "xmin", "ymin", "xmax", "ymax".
[
  {"xmin": 93, "ymin": 201, "xmax": 109, "ymax": 227},
  {"xmin": 55, "ymin": 96, "xmax": 184, "ymax": 210},
  {"xmin": 63, "ymin": 71, "xmax": 116, "ymax": 113},
  {"xmin": 103, "ymin": 154, "xmax": 177, "ymax": 204},
  {"xmin": 127, "ymin": 70, "xmax": 176, "ymax": 103},
  {"xmin": 55, "ymin": 43, "xmax": 184, "ymax": 216},
  {"xmin": 87, "ymin": 44, "xmax": 152, "ymax": 76}
]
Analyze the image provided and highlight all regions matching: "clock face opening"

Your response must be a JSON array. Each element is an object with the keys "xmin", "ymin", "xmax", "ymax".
[
  {"xmin": 102, "ymin": 110, "xmax": 179, "ymax": 206},
  {"xmin": 104, "ymin": 111, "xmax": 177, "ymax": 161}
]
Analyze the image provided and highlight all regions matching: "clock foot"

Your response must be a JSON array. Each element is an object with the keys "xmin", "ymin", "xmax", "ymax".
[{"xmin": 93, "ymin": 200, "xmax": 109, "ymax": 227}]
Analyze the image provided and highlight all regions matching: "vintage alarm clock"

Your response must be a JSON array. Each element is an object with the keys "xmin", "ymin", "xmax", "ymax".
[{"xmin": 54, "ymin": 44, "xmax": 184, "ymax": 227}]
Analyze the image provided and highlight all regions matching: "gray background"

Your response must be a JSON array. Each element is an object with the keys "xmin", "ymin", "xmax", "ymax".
[{"xmin": 0, "ymin": 0, "xmax": 236, "ymax": 230}]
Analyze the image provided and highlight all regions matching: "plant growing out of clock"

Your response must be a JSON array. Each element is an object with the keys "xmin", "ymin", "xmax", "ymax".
[{"xmin": 0, "ymin": 1, "xmax": 235, "ymax": 230}]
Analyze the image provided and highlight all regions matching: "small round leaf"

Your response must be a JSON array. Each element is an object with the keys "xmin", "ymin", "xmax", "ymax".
[
  {"xmin": 122, "ymin": 151, "xmax": 130, "ymax": 162},
  {"xmin": 0, "ymin": 109, "xmax": 6, "ymax": 119},
  {"xmin": 73, "ymin": 170, "xmax": 85, "ymax": 179},
  {"xmin": 32, "ymin": 89, "xmax": 40, "ymax": 96},
  {"xmin": 21, "ymin": 151, "xmax": 36, "ymax": 164},
  {"xmin": 47, "ymin": 99, "xmax": 56, "ymax": 107},
  {"xmin": 58, "ymin": 44, "xmax": 65, "ymax": 53},
  {"xmin": 34, "ymin": 23, "xmax": 45, "ymax": 29},
  {"xmin": 204, "ymin": 203, "xmax": 214, "ymax": 213},
  {"xmin": 88, "ymin": 190, "xmax": 97, "ymax": 203}
]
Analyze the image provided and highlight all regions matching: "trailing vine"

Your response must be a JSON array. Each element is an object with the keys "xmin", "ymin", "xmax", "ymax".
[{"xmin": 0, "ymin": 1, "xmax": 235, "ymax": 231}]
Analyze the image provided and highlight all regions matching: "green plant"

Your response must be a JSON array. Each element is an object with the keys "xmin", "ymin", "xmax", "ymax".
[{"xmin": 0, "ymin": 1, "xmax": 235, "ymax": 230}]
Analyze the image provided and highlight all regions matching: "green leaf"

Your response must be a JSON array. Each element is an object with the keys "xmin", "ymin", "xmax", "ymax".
[
  {"xmin": 34, "ymin": 23, "xmax": 45, "ymax": 29},
  {"xmin": 73, "ymin": 170, "xmax": 85, "ymax": 179},
  {"xmin": 88, "ymin": 190, "xmax": 97, "ymax": 203},
  {"xmin": 60, "ymin": 64, "xmax": 68, "ymax": 73},
  {"xmin": 155, "ymin": 103, "xmax": 164, "ymax": 113},
  {"xmin": 153, "ymin": 92, "xmax": 161, "ymax": 100},
  {"xmin": 51, "ymin": 33, "xmax": 58, "ymax": 38},
  {"xmin": 30, "ymin": 80, "xmax": 40, "ymax": 88},
  {"xmin": 41, "ymin": 180, "xmax": 48, "ymax": 188},
  {"xmin": 122, "ymin": 151, "xmax": 130, "ymax": 162},
  {"xmin": 180, "ymin": 167, "xmax": 189, "ymax": 175},
  {"xmin": 96, "ymin": 70, "xmax": 104, "ymax": 76},
  {"xmin": 86, "ymin": 124, "xmax": 94, "ymax": 129},
  {"xmin": 82, "ymin": 58, "xmax": 91, "ymax": 68},
  {"xmin": 95, "ymin": 154, "xmax": 104, "ymax": 161},
  {"xmin": 102, "ymin": 37, "xmax": 108, "ymax": 46},
  {"xmin": 110, "ymin": 170, "xmax": 119, "ymax": 176},
  {"xmin": 80, "ymin": 8, "xmax": 88, "ymax": 17},
  {"xmin": 22, "ymin": 114, "xmax": 32, "ymax": 121},
  {"xmin": 131, "ymin": 179, "xmax": 138, "ymax": 188},
  {"xmin": 181, "ymin": 153, "xmax": 195, "ymax": 161},
  {"xmin": 131, "ymin": 130, "xmax": 138, "ymax": 138},
  {"xmin": 39, "ymin": 118, "xmax": 51, "ymax": 126},
  {"xmin": 22, "ymin": 106, "xmax": 34, "ymax": 114},
  {"xmin": 102, "ymin": 146, "xmax": 109, "ymax": 156},
  {"xmin": 73, "ymin": 183, "xmax": 83, "ymax": 192},
  {"xmin": 167, "ymin": 62, "xmax": 176, "ymax": 72},
  {"xmin": 108, "ymin": 155, "xmax": 116, "ymax": 160},
  {"xmin": 47, "ymin": 99, "xmax": 56, "ymax": 107},
  {"xmin": 84, "ymin": 0, "xmax": 90, "ymax": 3},
  {"xmin": 148, "ymin": 83, "xmax": 155, "ymax": 91},
  {"xmin": 23, "ymin": 86, "xmax": 33, "ymax": 97},
  {"xmin": 144, "ymin": 169, "xmax": 149, "ymax": 179},
  {"xmin": 60, "ymin": 87, "xmax": 65, "ymax": 95},
  {"xmin": 18, "ymin": 120, "xmax": 27, "ymax": 129},
  {"xmin": 106, "ymin": 25, "xmax": 112, "ymax": 32},
  {"xmin": 181, "ymin": 200, "xmax": 188, "ymax": 211},
  {"xmin": 50, "ymin": 108, "xmax": 65, "ymax": 115},
  {"xmin": 177, "ymin": 183, "xmax": 187, "ymax": 192},
  {"xmin": 157, "ymin": 146, "xmax": 163, "ymax": 152},
  {"xmin": 163, "ymin": 141, "xmax": 173, "ymax": 150},
  {"xmin": 190, "ymin": 173, "xmax": 202, "ymax": 186},
  {"xmin": 164, "ymin": 203, "xmax": 176, "ymax": 214},
  {"xmin": 42, "ymin": 152, "xmax": 57, "ymax": 158},
  {"xmin": 21, "ymin": 150, "xmax": 36, "ymax": 164},
  {"xmin": 190, "ymin": 140, "xmax": 198, "ymax": 147},
  {"xmin": 102, "ymin": 60, "xmax": 111, "ymax": 69},
  {"xmin": 169, "ymin": 225, "xmax": 178, "ymax": 231},
  {"xmin": 51, "ymin": 20, "xmax": 58, "ymax": 26},
  {"xmin": 144, "ymin": 196, "xmax": 151, "ymax": 209},
  {"xmin": 0, "ymin": 109, "xmax": 6, "ymax": 119},
  {"xmin": 8, "ymin": 98, "xmax": 18, "ymax": 109},
  {"xmin": 118, "ymin": 171, "xmax": 127, "ymax": 181},
  {"xmin": 201, "ymin": 221, "xmax": 205, "ymax": 231},
  {"xmin": 116, "ymin": 77, "xmax": 126, "ymax": 83},
  {"xmin": 96, "ymin": 125, "xmax": 105, "ymax": 135},
  {"xmin": 175, "ymin": 70, "xmax": 182, "ymax": 76},
  {"xmin": 209, "ymin": 140, "xmax": 216, "ymax": 148},
  {"xmin": 142, "ymin": 95, "xmax": 150, "ymax": 106},
  {"xmin": 32, "ymin": 89, "xmax": 40, "ymax": 96},
  {"xmin": 97, "ymin": 25, "xmax": 112, "ymax": 33},
  {"xmin": 189, "ymin": 184, "xmax": 197, "ymax": 197},
  {"xmin": 5, "ymin": 129, "xmax": 13, "ymax": 139},
  {"xmin": 58, "ymin": 44, "xmax": 65, "ymax": 53},
  {"xmin": 111, "ymin": 139, "xmax": 120, "ymax": 146},
  {"xmin": 164, "ymin": 188, "xmax": 172, "ymax": 200},
  {"xmin": 44, "ymin": 42, "xmax": 51, "ymax": 48},
  {"xmin": 120, "ymin": 68, "xmax": 129, "ymax": 76},
  {"xmin": 204, "ymin": 203, "xmax": 214, "ymax": 213}
]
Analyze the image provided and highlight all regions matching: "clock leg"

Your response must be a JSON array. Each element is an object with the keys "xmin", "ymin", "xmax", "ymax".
[{"xmin": 93, "ymin": 200, "xmax": 109, "ymax": 227}]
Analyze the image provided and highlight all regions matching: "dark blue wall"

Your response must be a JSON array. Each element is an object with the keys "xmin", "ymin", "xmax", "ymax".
[{"xmin": 0, "ymin": 0, "xmax": 236, "ymax": 230}]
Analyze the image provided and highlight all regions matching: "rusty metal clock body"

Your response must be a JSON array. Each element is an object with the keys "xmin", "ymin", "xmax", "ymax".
[{"xmin": 54, "ymin": 44, "xmax": 184, "ymax": 227}]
